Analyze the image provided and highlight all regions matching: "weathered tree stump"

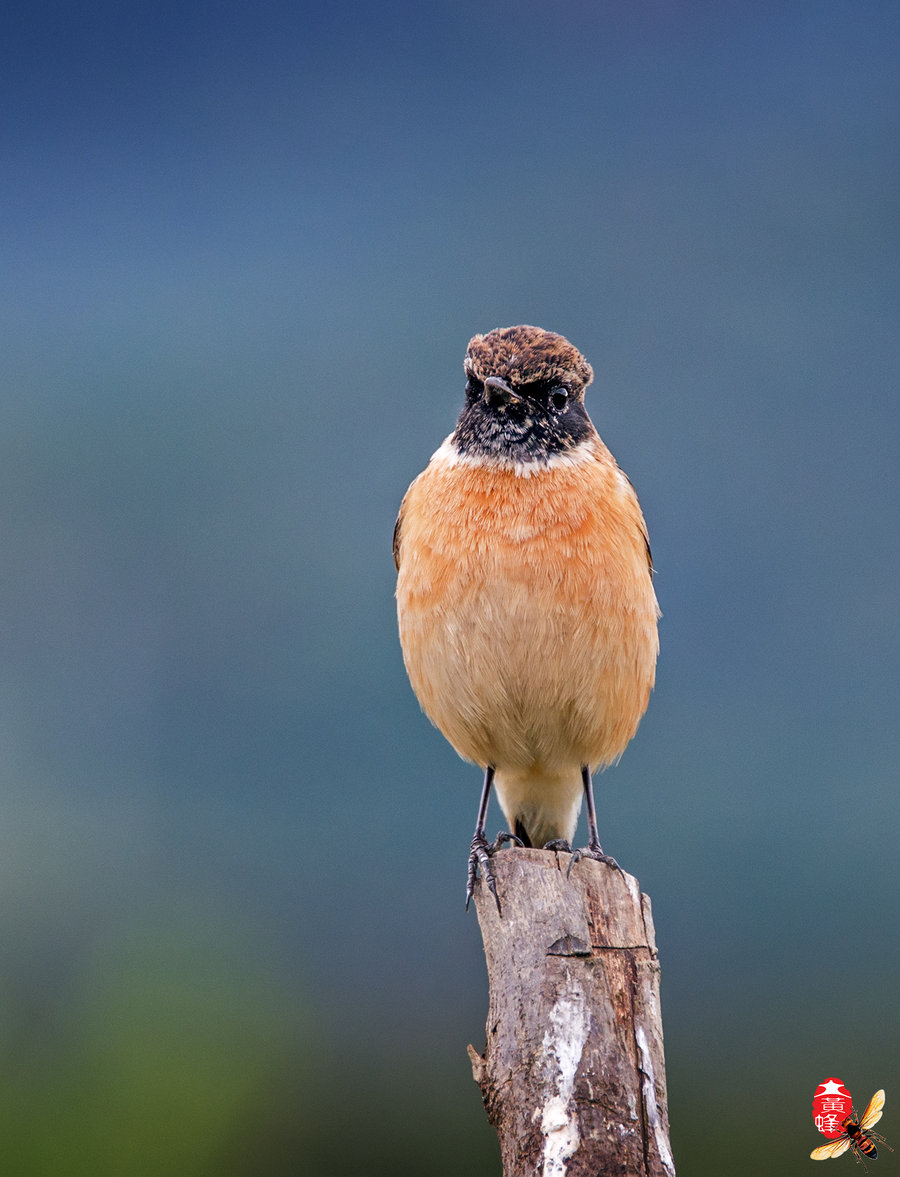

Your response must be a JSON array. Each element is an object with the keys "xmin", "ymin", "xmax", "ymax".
[{"xmin": 467, "ymin": 847, "xmax": 675, "ymax": 1176}]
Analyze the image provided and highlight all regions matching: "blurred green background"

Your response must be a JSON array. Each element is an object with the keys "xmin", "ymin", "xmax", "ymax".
[{"xmin": 2, "ymin": 2, "xmax": 898, "ymax": 1173}]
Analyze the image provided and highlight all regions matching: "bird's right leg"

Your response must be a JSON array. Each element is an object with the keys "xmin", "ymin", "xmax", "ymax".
[
  {"xmin": 465, "ymin": 765, "xmax": 521, "ymax": 913},
  {"xmin": 567, "ymin": 765, "xmax": 622, "ymax": 876}
]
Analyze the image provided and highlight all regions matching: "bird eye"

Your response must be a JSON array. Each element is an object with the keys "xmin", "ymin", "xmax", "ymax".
[
  {"xmin": 466, "ymin": 375, "xmax": 484, "ymax": 399},
  {"xmin": 551, "ymin": 387, "xmax": 569, "ymax": 410}
]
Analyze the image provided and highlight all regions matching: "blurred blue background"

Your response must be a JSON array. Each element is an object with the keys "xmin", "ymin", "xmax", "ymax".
[{"xmin": 1, "ymin": 1, "xmax": 898, "ymax": 1173}]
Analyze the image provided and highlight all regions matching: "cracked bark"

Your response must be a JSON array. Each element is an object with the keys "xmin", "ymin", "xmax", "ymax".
[{"xmin": 467, "ymin": 847, "xmax": 676, "ymax": 1176}]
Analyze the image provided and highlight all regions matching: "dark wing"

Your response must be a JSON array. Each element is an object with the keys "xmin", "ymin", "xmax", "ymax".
[
  {"xmin": 619, "ymin": 468, "xmax": 654, "ymax": 577},
  {"xmin": 392, "ymin": 502, "xmax": 404, "ymax": 571},
  {"xmin": 640, "ymin": 525, "xmax": 654, "ymax": 577}
]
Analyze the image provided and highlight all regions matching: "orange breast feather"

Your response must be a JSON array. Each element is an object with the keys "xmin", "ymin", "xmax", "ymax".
[{"xmin": 395, "ymin": 440, "xmax": 659, "ymax": 776}]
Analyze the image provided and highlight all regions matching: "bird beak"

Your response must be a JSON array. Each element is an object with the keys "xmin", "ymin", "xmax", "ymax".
[{"xmin": 483, "ymin": 376, "xmax": 521, "ymax": 407}]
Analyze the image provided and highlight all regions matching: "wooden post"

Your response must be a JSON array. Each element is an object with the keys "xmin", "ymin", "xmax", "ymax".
[{"xmin": 467, "ymin": 847, "xmax": 676, "ymax": 1177}]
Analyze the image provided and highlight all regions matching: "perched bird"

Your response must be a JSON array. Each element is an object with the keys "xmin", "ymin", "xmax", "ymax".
[{"xmin": 394, "ymin": 326, "xmax": 659, "ymax": 910}]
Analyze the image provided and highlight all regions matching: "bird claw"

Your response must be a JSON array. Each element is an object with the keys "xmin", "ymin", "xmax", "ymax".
[
  {"xmin": 465, "ymin": 830, "xmax": 523, "ymax": 913},
  {"xmin": 566, "ymin": 842, "xmax": 622, "ymax": 879},
  {"xmin": 490, "ymin": 831, "xmax": 524, "ymax": 852}
]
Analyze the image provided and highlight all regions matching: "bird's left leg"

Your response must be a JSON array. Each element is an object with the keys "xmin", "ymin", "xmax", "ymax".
[
  {"xmin": 465, "ymin": 766, "xmax": 522, "ymax": 913},
  {"xmin": 567, "ymin": 765, "xmax": 622, "ymax": 876}
]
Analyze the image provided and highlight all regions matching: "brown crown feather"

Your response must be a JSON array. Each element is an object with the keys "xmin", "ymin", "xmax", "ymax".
[{"xmin": 464, "ymin": 325, "xmax": 594, "ymax": 396}]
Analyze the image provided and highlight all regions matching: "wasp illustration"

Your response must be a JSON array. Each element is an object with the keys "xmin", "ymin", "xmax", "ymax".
[{"xmin": 811, "ymin": 1089, "xmax": 893, "ymax": 1170}]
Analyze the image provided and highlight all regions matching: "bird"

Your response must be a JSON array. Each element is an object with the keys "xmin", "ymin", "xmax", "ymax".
[{"xmin": 393, "ymin": 325, "xmax": 660, "ymax": 910}]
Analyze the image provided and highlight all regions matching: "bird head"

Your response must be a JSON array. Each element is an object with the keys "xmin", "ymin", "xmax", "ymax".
[{"xmin": 453, "ymin": 326, "xmax": 595, "ymax": 464}]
